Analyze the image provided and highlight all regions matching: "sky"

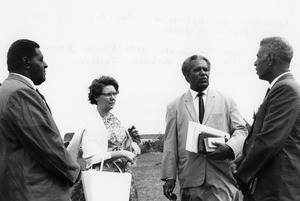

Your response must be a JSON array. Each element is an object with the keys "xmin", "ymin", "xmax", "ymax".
[{"xmin": 1, "ymin": 0, "xmax": 300, "ymax": 136}]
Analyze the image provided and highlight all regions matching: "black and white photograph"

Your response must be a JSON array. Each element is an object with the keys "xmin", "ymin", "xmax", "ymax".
[{"xmin": 1, "ymin": 0, "xmax": 300, "ymax": 200}]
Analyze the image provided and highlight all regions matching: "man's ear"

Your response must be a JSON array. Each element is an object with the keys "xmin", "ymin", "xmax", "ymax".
[
  {"xmin": 184, "ymin": 73, "xmax": 190, "ymax": 83},
  {"xmin": 268, "ymin": 53, "xmax": 275, "ymax": 66},
  {"xmin": 22, "ymin": 57, "xmax": 30, "ymax": 69}
]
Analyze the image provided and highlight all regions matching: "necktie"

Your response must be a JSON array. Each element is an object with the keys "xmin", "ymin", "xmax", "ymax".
[
  {"xmin": 36, "ymin": 89, "xmax": 52, "ymax": 114},
  {"xmin": 198, "ymin": 92, "xmax": 204, "ymax": 123}
]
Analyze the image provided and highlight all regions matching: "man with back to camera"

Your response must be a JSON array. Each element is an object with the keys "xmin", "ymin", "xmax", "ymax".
[
  {"xmin": 232, "ymin": 37, "xmax": 300, "ymax": 201},
  {"xmin": 161, "ymin": 54, "xmax": 248, "ymax": 201},
  {"xmin": 0, "ymin": 39, "xmax": 81, "ymax": 201}
]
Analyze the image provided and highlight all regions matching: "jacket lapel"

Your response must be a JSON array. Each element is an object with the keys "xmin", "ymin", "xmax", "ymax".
[
  {"xmin": 250, "ymin": 74, "xmax": 293, "ymax": 137},
  {"xmin": 184, "ymin": 91, "xmax": 198, "ymax": 122},
  {"xmin": 203, "ymin": 88, "xmax": 216, "ymax": 124}
]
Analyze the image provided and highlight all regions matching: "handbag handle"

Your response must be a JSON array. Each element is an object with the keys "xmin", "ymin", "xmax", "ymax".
[
  {"xmin": 99, "ymin": 158, "xmax": 124, "ymax": 174},
  {"xmin": 122, "ymin": 130, "xmax": 133, "ymax": 152}
]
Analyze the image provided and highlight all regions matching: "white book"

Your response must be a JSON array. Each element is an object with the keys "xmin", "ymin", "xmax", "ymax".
[
  {"xmin": 204, "ymin": 137, "xmax": 225, "ymax": 152},
  {"xmin": 186, "ymin": 121, "xmax": 230, "ymax": 153}
]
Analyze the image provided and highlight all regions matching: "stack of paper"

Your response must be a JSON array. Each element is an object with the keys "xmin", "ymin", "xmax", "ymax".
[{"xmin": 186, "ymin": 121, "xmax": 230, "ymax": 153}]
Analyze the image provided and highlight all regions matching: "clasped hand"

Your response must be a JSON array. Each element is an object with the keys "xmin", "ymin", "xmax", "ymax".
[
  {"xmin": 122, "ymin": 150, "xmax": 136, "ymax": 164},
  {"xmin": 228, "ymin": 161, "xmax": 249, "ymax": 194}
]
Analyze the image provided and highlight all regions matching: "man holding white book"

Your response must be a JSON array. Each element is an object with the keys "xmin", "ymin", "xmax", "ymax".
[{"xmin": 161, "ymin": 55, "xmax": 247, "ymax": 201}]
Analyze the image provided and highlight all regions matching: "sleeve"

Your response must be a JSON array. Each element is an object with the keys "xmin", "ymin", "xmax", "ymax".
[
  {"xmin": 236, "ymin": 85, "xmax": 300, "ymax": 185},
  {"xmin": 67, "ymin": 128, "xmax": 85, "ymax": 160},
  {"xmin": 225, "ymin": 98, "xmax": 248, "ymax": 158},
  {"xmin": 7, "ymin": 89, "xmax": 80, "ymax": 185},
  {"xmin": 161, "ymin": 103, "xmax": 178, "ymax": 181},
  {"xmin": 81, "ymin": 121, "xmax": 111, "ymax": 167}
]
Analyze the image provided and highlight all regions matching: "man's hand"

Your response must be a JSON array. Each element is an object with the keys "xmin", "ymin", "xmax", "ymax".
[
  {"xmin": 233, "ymin": 171, "xmax": 249, "ymax": 195},
  {"xmin": 206, "ymin": 142, "xmax": 234, "ymax": 160},
  {"xmin": 228, "ymin": 162, "xmax": 238, "ymax": 185},
  {"xmin": 163, "ymin": 179, "xmax": 176, "ymax": 200}
]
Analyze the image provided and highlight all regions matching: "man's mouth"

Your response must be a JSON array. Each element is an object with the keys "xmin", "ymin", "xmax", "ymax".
[{"xmin": 199, "ymin": 77, "xmax": 207, "ymax": 82}]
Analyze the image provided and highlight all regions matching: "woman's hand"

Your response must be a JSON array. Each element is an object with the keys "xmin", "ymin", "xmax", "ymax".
[{"xmin": 121, "ymin": 150, "xmax": 136, "ymax": 164}]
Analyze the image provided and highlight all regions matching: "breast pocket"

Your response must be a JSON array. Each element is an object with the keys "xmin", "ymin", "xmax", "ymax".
[{"xmin": 207, "ymin": 113, "xmax": 226, "ymax": 129}]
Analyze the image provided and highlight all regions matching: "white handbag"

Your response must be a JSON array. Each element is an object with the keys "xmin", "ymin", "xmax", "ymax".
[{"xmin": 82, "ymin": 159, "xmax": 132, "ymax": 201}]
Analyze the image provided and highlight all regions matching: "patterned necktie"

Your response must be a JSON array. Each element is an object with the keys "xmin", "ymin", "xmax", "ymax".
[
  {"xmin": 198, "ymin": 92, "xmax": 204, "ymax": 123},
  {"xmin": 36, "ymin": 89, "xmax": 52, "ymax": 114}
]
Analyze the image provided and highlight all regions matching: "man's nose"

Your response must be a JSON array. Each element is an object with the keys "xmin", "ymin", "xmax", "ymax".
[{"xmin": 199, "ymin": 69, "xmax": 206, "ymax": 75}]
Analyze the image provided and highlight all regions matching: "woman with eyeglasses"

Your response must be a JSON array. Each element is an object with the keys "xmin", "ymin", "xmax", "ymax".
[{"xmin": 69, "ymin": 75, "xmax": 140, "ymax": 201}]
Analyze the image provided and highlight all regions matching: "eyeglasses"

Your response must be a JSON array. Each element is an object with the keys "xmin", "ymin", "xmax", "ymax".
[{"xmin": 101, "ymin": 91, "xmax": 119, "ymax": 97}]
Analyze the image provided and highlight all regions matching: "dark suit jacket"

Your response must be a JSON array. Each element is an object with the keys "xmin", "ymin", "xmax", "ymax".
[
  {"xmin": 236, "ymin": 73, "xmax": 300, "ymax": 200},
  {"xmin": 0, "ymin": 74, "xmax": 81, "ymax": 201},
  {"xmin": 161, "ymin": 88, "xmax": 247, "ymax": 190}
]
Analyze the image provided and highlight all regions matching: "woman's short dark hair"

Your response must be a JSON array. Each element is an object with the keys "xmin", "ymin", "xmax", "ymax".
[
  {"xmin": 7, "ymin": 39, "xmax": 40, "ymax": 72},
  {"xmin": 88, "ymin": 75, "xmax": 119, "ymax": 105}
]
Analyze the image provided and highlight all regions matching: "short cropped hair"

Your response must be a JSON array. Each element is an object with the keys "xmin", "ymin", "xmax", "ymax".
[
  {"xmin": 88, "ymin": 75, "xmax": 119, "ymax": 105},
  {"xmin": 260, "ymin": 37, "xmax": 293, "ymax": 63},
  {"xmin": 7, "ymin": 39, "xmax": 40, "ymax": 72},
  {"xmin": 181, "ymin": 55, "xmax": 211, "ymax": 77}
]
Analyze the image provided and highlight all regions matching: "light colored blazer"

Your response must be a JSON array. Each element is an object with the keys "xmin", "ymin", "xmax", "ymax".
[
  {"xmin": 161, "ymin": 88, "xmax": 247, "ymax": 188},
  {"xmin": 83, "ymin": 110, "xmax": 111, "ymax": 167},
  {"xmin": 68, "ymin": 109, "xmax": 133, "ymax": 168},
  {"xmin": 0, "ymin": 74, "xmax": 81, "ymax": 201},
  {"xmin": 236, "ymin": 74, "xmax": 300, "ymax": 200},
  {"xmin": 68, "ymin": 109, "xmax": 111, "ymax": 168}
]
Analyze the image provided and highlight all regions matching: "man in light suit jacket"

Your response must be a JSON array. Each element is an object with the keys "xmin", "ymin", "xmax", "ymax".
[
  {"xmin": 161, "ymin": 55, "xmax": 247, "ymax": 201},
  {"xmin": 233, "ymin": 37, "xmax": 300, "ymax": 201},
  {"xmin": 0, "ymin": 39, "xmax": 81, "ymax": 201}
]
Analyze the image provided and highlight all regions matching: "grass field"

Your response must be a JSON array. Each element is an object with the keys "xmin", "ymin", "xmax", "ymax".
[
  {"xmin": 73, "ymin": 152, "xmax": 242, "ymax": 201},
  {"xmin": 71, "ymin": 152, "xmax": 177, "ymax": 201},
  {"xmin": 131, "ymin": 152, "xmax": 242, "ymax": 201},
  {"xmin": 131, "ymin": 152, "xmax": 179, "ymax": 201}
]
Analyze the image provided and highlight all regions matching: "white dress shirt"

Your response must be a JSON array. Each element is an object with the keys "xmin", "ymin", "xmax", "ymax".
[{"xmin": 190, "ymin": 88, "xmax": 208, "ymax": 119}]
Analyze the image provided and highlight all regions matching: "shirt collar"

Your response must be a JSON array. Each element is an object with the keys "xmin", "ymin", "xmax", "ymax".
[
  {"xmin": 10, "ymin": 73, "xmax": 36, "ymax": 90},
  {"xmin": 270, "ymin": 72, "xmax": 291, "ymax": 89},
  {"xmin": 190, "ymin": 88, "xmax": 208, "ymax": 99}
]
